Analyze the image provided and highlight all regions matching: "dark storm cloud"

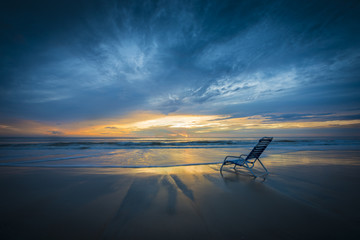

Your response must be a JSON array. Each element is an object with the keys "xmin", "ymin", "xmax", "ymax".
[
  {"xmin": 1, "ymin": 0, "xmax": 360, "ymax": 122},
  {"xmin": 262, "ymin": 113, "xmax": 360, "ymax": 122}
]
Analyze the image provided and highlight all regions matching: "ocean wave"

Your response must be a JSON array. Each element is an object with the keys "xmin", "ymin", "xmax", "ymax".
[
  {"xmin": 0, "ymin": 140, "xmax": 250, "ymax": 149},
  {"xmin": 0, "ymin": 138, "xmax": 359, "ymax": 150}
]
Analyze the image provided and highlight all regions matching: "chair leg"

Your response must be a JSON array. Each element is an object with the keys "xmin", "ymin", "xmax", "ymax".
[
  {"xmin": 244, "ymin": 162, "xmax": 257, "ymax": 178},
  {"xmin": 220, "ymin": 162, "xmax": 225, "ymax": 172},
  {"xmin": 257, "ymin": 159, "xmax": 269, "ymax": 175},
  {"xmin": 221, "ymin": 157, "xmax": 269, "ymax": 178}
]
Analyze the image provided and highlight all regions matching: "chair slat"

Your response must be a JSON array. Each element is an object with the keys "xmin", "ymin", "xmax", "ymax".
[{"xmin": 245, "ymin": 137, "xmax": 273, "ymax": 160}]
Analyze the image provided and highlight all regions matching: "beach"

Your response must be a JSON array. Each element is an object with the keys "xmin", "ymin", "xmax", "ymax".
[{"xmin": 0, "ymin": 138, "xmax": 359, "ymax": 239}]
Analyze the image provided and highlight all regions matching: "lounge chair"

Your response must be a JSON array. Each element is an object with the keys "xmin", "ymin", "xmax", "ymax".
[{"xmin": 220, "ymin": 137, "xmax": 273, "ymax": 178}]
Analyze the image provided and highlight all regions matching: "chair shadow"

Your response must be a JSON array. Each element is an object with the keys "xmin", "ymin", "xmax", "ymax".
[{"xmin": 220, "ymin": 166, "xmax": 267, "ymax": 183}]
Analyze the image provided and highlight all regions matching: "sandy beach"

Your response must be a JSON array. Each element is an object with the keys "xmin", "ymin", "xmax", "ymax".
[{"xmin": 0, "ymin": 149, "xmax": 359, "ymax": 240}]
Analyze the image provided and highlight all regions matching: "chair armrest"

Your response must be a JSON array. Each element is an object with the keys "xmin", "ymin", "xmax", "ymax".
[{"xmin": 223, "ymin": 156, "xmax": 240, "ymax": 163}]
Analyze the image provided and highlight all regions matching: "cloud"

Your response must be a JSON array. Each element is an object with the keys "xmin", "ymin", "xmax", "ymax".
[
  {"xmin": 48, "ymin": 130, "xmax": 63, "ymax": 135},
  {"xmin": 1, "ymin": 111, "xmax": 360, "ymax": 137},
  {"xmin": 264, "ymin": 112, "xmax": 360, "ymax": 123},
  {"xmin": 105, "ymin": 126, "xmax": 119, "ymax": 129},
  {"xmin": 0, "ymin": 0, "xmax": 360, "ymax": 131}
]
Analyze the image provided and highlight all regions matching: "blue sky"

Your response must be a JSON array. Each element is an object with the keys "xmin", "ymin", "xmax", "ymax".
[{"xmin": 1, "ymin": 0, "xmax": 360, "ymax": 137}]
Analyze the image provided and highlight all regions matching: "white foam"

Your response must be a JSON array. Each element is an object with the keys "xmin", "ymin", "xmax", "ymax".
[{"xmin": 0, "ymin": 161, "xmax": 223, "ymax": 168}]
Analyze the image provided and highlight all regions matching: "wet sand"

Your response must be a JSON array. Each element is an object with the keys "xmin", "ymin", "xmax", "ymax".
[{"xmin": 0, "ymin": 150, "xmax": 359, "ymax": 239}]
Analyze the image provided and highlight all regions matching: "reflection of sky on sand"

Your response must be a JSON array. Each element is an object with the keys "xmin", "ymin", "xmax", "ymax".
[
  {"xmin": 265, "ymin": 150, "xmax": 360, "ymax": 167},
  {"xmin": 133, "ymin": 164, "xmax": 219, "ymax": 176},
  {"xmin": 1, "ymin": 147, "xmax": 359, "ymax": 170},
  {"xmin": 93, "ymin": 151, "xmax": 360, "ymax": 237},
  {"xmin": 0, "ymin": 150, "xmax": 359, "ymax": 238},
  {"xmin": 1, "ymin": 148, "xmax": 226, "ymax": 167}
]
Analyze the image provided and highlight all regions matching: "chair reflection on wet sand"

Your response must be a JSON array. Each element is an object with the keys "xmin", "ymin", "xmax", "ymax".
[{"xmin": 220, "ymin": 137, "xmax": 273, "ymax": 178}]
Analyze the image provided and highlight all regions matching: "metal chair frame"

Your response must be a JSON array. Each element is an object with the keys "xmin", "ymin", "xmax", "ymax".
[{"xmin": 220, "ymin": 137, "xmax": 273, "ymax": 178}]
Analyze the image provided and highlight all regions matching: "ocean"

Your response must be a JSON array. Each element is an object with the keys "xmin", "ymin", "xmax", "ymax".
[{"xmin": 1, "ymin": 137, "xmax": 359, "ymax": 168}]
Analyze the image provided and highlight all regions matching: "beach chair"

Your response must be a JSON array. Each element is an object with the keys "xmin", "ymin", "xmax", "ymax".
[{"xmin": 220, "ymin": 137, "xmax": 273, "ymax": 178}]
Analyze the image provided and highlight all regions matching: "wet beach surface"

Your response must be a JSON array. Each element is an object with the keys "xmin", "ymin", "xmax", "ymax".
[{"xmin": 0, "ymin": 150, "xmax": 359, "ymax": 239}]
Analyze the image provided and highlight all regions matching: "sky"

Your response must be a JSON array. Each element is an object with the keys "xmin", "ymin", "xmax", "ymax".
[{"xmin": 0, "ymin": 0, "xmax": 360, "ymax": 137}]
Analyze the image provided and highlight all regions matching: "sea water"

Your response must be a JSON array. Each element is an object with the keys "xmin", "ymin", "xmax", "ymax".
[{"xmin": 0, "ymin": 137, "xmax": 359, "ymax": 168}]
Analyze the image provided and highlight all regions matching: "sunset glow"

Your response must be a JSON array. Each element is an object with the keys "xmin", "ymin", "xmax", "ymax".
[
  {"xmin": 1, "ymin": 112, "xmax": 359, "ymax": 137},
  {"xmin": 1, "ymin": 0, "xmax": 359, "ymax": 138}
]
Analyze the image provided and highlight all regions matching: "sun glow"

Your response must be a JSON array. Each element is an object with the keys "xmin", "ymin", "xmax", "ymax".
[
  {"xmin": 134, "ymin": 115, "xmax": 227, "ymax": 129},
  {"xmin": 1, "ymin": 112, "xmax": 360, "ymax": 137}
]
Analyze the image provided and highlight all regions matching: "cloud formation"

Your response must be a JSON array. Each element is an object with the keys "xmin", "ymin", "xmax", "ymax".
[
  {"xmin": 0, "ymin": 0, "xmax": 360, "ymax": 136},
  {"xmin": 1, "ymin": 112, "xmax": 359, "ymax": 137}
]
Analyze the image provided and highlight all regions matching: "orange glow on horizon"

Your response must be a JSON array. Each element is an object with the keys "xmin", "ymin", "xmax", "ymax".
[{"xmin": 1, "ymin": 112, "xmax": 360, "ymax": 137}]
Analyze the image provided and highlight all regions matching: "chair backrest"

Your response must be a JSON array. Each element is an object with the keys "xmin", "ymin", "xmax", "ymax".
[{"xmin": 245, "ymin": 137, "xmax": 273, "ymax": 160}]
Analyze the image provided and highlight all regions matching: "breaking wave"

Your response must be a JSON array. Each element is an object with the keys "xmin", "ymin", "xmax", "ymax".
[{"xmin": 1, "ymin": 138, "xmax": 359, "ymax": 150}]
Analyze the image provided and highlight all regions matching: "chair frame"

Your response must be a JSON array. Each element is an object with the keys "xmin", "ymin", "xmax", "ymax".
[{"xmin": 220, "ymin": 137, "xmax": 273, "ymax": 178}]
